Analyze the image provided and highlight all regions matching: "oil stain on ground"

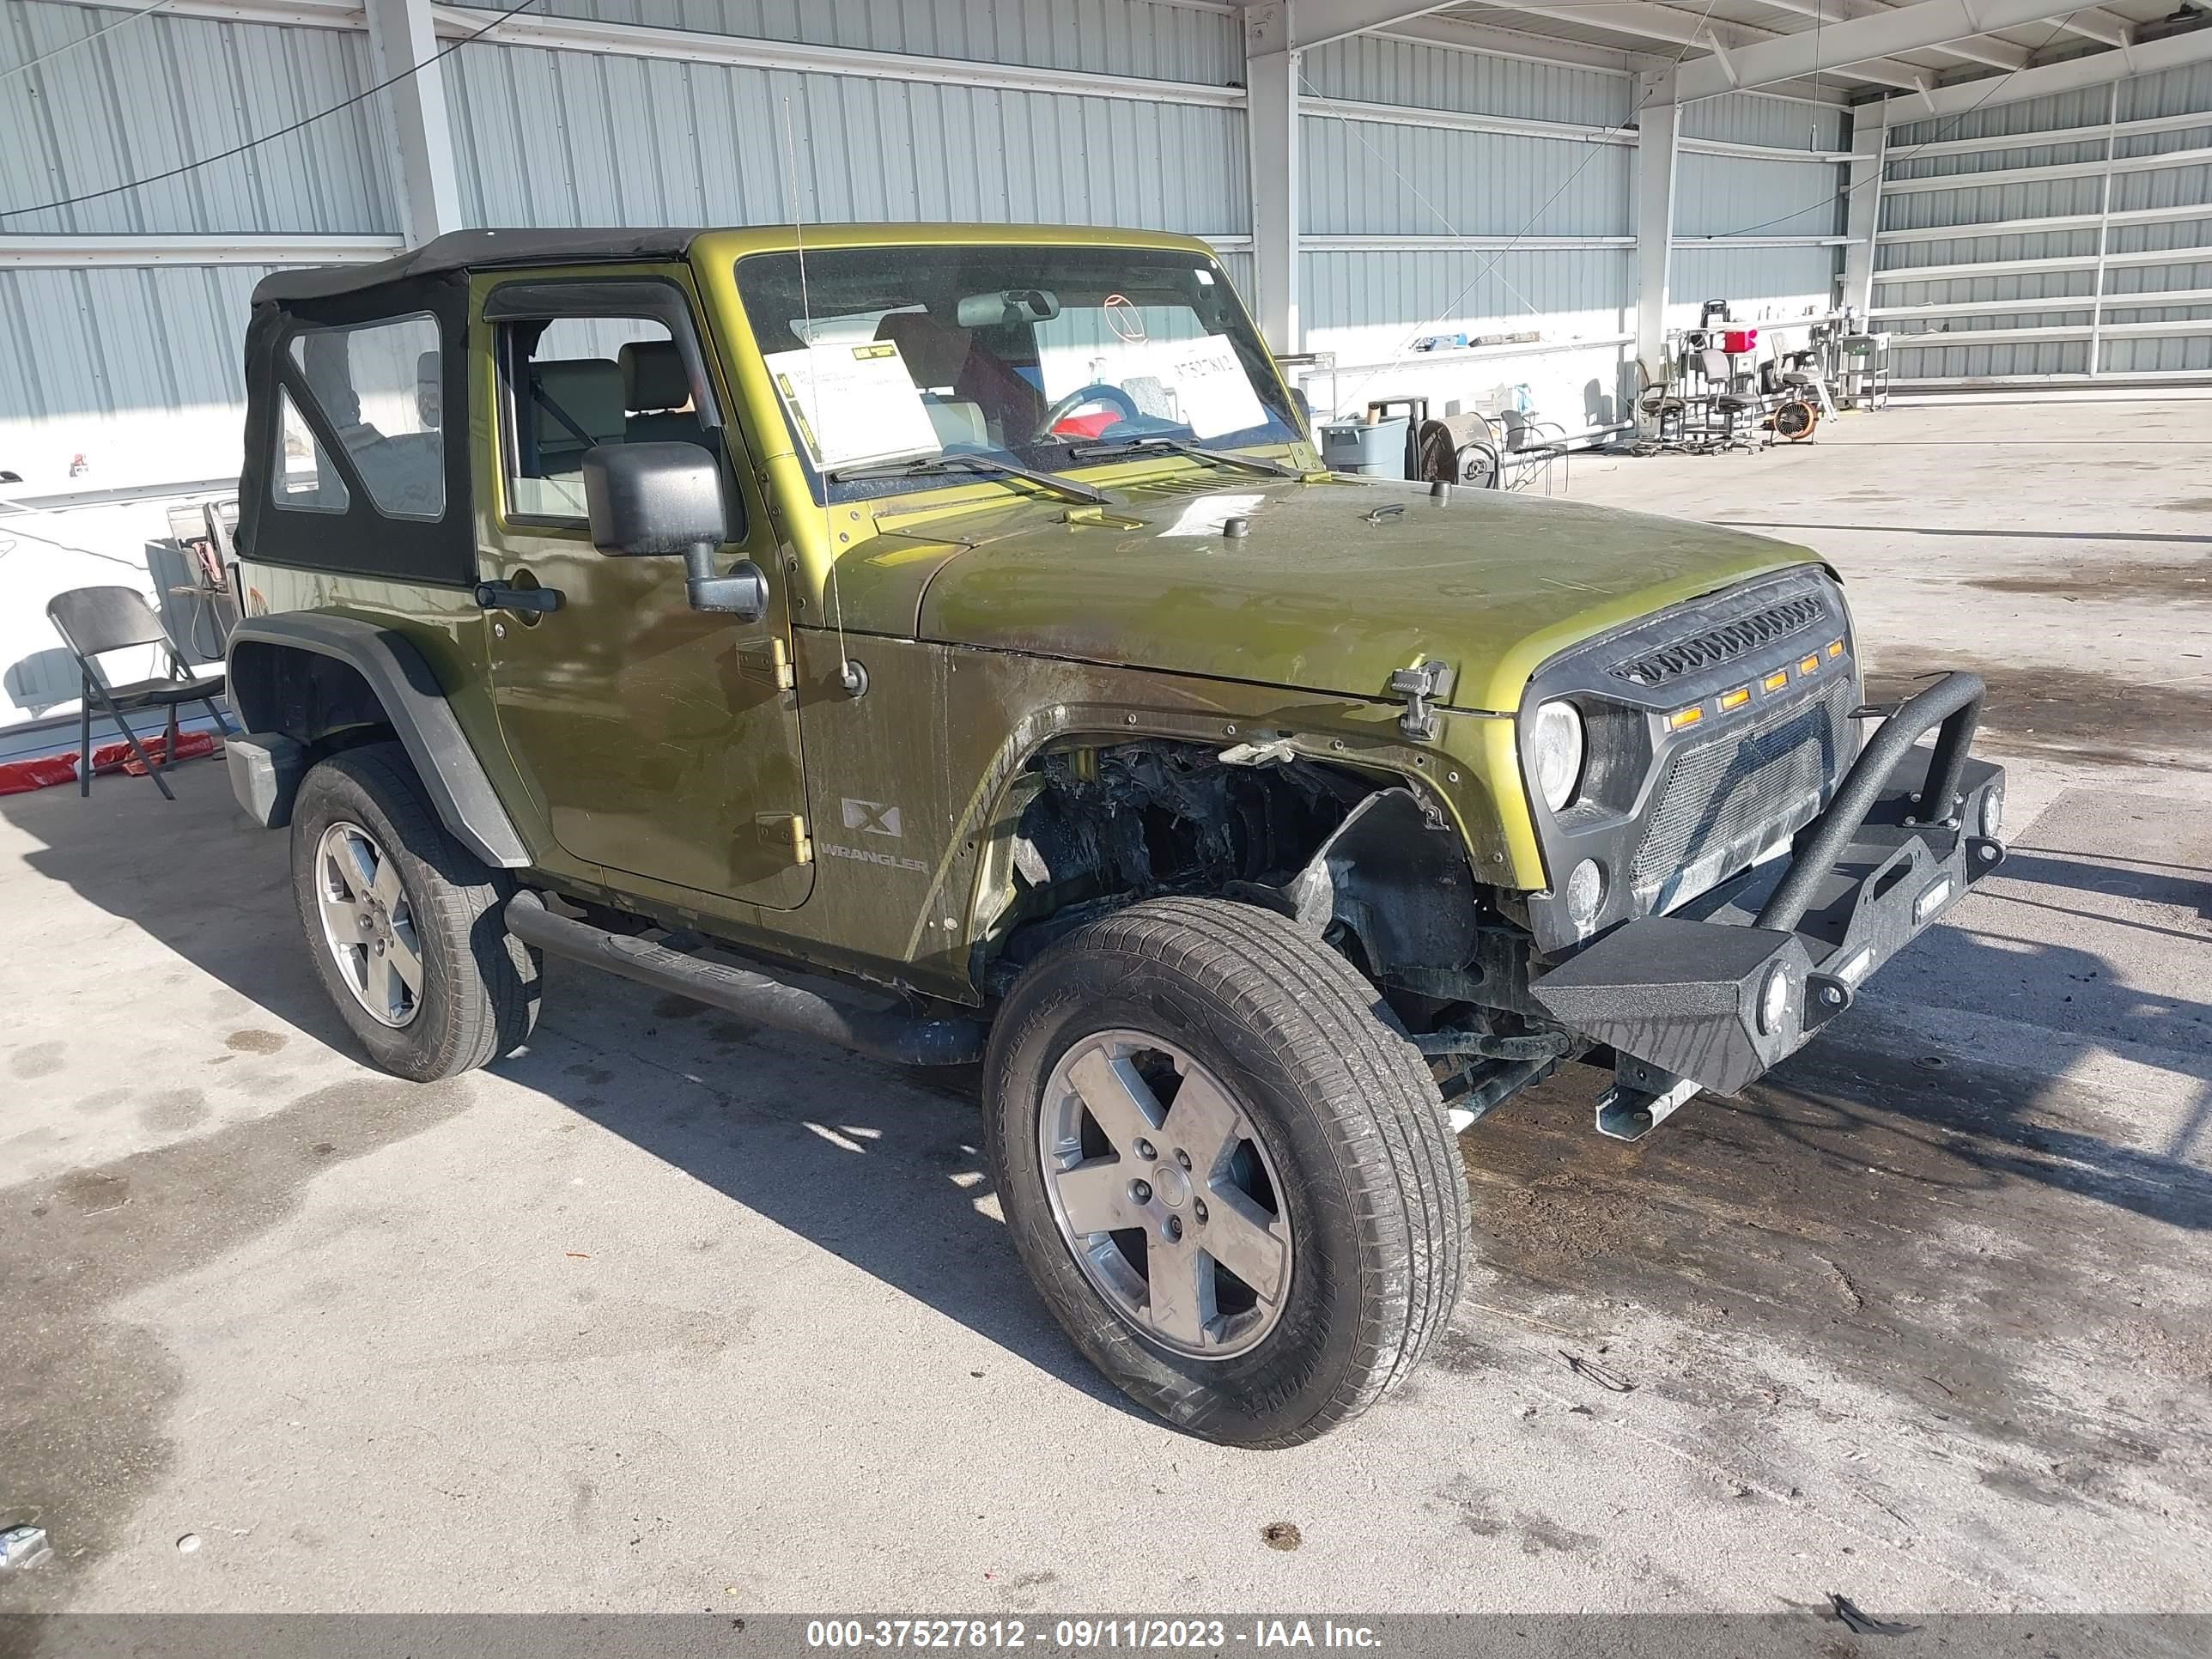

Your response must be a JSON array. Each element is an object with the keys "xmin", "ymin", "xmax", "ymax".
[
  {"xmin": 1460, "ymin": 1035, "xmax": 2212, "ymax": 1522},
  {"xmin": 0, "ymin": 1074, "xmax": 471, "ymax": 1609},
  {"xmin": 1967, "ymin": 556, "xmax": 2212, "ymax": 604},
  {"xmin": 1866, "ymin": 653, "xmax": 2212, "ymax": 766}
]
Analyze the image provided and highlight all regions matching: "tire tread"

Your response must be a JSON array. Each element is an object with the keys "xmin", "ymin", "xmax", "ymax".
[{"xmin": 987, "ymin": 896, "xmax": 1467, "ymax": 1447}]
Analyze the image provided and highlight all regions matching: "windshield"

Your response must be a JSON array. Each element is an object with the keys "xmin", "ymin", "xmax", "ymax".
[{"xmin": 732, "ymin": 244, "xmax": 1304, "ymax": 503}]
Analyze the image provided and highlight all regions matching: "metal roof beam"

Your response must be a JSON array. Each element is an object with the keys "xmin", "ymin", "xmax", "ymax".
[
  {"xmin": 1510, "ymin": 3, "xmax": 1930, "ymax": 92},
  {"xmin": 1751, "ymin": 0, "xmax": 2135, "ymax": 64},
  {"xmin": 1877, "ymin": 19, "xmax": 2212, "ymax": 120},
  {"xmin": 1676, "ymin": 0, "xmax": 2112, "ymax": 100},
  {"xmin": 1748, "ymin": 0, "xmax": 2027, "ymax": 72},
  {"xmin": 1283, "ymin": 1, "xmax": 1463, "ymax": 52}
]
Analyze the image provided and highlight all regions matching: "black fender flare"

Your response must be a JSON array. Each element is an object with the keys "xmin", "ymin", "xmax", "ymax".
[{"xmin": 226, "ymin": 613, "xmax": 530, "ymax": 869}]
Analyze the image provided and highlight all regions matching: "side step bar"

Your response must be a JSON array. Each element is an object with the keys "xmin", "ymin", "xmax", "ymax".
[{"xmin": 505, "ymin": 891, "xmax": 987, "ymax": 1067}]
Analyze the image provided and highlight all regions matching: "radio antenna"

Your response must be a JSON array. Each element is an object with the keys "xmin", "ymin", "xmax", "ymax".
[{"xmin": 781, "ymin": 95, "xmax": 864, "ymax": 698}]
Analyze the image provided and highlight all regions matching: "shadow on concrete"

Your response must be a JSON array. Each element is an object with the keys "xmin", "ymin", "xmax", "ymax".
[
  {"xmin": 485, "ymin": 984, "xmax": 1140, "ymax": 1422},
  {"xmin": 0, "ymin": 761, "xmax": 1133, "ymax": 1425}
]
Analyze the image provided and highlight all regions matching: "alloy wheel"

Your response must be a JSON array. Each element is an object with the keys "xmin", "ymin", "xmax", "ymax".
[
  {"xmin": 1038, "ymin": 1030, "xmax": 1293, "ymax": 1359},
  {"xmin": 313, "ymin": 820, "xmax": 424, "ymax": 1029}
]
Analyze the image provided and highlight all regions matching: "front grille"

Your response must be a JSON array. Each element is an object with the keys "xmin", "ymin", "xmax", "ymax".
[
  {"xmin": 1630, "ymin": 682, "xmax": 1852, "ymax": 902},
  {"xmin": 1610, "ymin": 593, "xmax": 1828, "ymax": 688}
]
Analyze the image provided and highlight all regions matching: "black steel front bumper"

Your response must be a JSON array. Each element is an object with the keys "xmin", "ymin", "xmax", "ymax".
[{"xmin": 1531, "ymin": 672, "xmax": 2004, "ymax": 1133}]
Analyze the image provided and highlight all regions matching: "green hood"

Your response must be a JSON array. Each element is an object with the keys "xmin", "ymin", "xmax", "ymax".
[{"xmin": 846, "ymin": 476, "xmax": 1815, "ymax": 714}]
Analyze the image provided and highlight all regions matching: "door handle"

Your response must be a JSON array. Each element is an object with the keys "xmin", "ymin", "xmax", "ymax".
[{"xmin": 476, "ymin": 580, "xmax": 564, "ymax": 615}]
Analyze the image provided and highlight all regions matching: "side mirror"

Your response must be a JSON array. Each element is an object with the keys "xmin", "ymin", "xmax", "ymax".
[{"xmin": 581, "ymin": 441, "xmax": 764, "ymax": 618}]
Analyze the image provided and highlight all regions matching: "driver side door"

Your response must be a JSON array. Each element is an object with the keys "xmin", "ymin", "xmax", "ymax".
[{"xmin": 471, "ymin": 268, "xmax": 813, "ymax": 910}]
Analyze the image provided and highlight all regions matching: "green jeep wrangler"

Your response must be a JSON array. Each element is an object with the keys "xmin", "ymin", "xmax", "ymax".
[{"xmin": 223, "ymin": 223, "xmax": 2007, "ymax": 1447}]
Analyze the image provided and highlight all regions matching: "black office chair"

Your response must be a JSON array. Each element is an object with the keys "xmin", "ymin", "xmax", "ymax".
[{"xmin": 46, "ymin": 585, "xmax": 233, "ymax": 801}]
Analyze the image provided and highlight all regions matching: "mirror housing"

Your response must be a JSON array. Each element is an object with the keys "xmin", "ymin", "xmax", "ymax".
[
  {"xmin": 581, "ymin": 441, "xmax": 764, "ymax": 618},
  {"xmin": 955, "ymin": 288, "xmax": 1060, "ymax": 329}
]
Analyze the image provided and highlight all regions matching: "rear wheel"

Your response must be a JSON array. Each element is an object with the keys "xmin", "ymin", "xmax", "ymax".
[
  {"xmin": 985, "ymin": 897, "xmax": 1468, "ymax": 1447},
  {"xmin": 290, "ymin": 741, "xmax": 538, "ymax": 1080}
]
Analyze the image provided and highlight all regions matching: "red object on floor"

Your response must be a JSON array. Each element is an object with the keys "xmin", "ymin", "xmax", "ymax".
[
  {"xmin": 0, "ymin": 756, "xmax": 79, "ymax": 796},
  {"xmin": 1050, "ymin": 412, "xmax": 1121, "ymax": 439},
  {"xmin": 105, "ymin": 730, "xmax": 219, "ymax": 775},
  {"xmin": 0, "ymin": 731, "xmax": 220, "ymax": 795}
]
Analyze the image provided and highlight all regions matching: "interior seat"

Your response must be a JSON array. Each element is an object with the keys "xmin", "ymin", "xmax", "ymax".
[
  {"xmin": 531, "ymin": 358, "xmax": 628, "ymax": 475},
  {"xmin": 619, "ymin": 340, "xmax": 713, "ymax": 451},
  {"xmin": 872, "ymin": 313, "xmax": 989, "ymax": 448}
]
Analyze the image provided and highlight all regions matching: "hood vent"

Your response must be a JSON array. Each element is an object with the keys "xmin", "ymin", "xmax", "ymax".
[
  {"xmin": 1115, "ymin": 472, "xmax": 1243, "ymax": 503},
  {"xmin": 1610, "ymin": 592, "xmax": 1827, "ymax": 688}
]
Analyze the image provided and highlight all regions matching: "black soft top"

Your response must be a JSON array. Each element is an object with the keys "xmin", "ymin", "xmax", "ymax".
[{"xmin": 252, "ymin": 227, "xmax": 702, "ymax": 303}]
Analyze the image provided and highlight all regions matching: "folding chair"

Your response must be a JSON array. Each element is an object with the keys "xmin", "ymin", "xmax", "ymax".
[{"xmin": 46, "ymin": 585, "xmax": 234, "ymax": 801}]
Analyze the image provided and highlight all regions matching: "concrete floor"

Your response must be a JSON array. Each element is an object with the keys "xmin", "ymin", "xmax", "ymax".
[{"xmin": 2, "ymin": 398, "xmax": 2208, "ymax": 1616}]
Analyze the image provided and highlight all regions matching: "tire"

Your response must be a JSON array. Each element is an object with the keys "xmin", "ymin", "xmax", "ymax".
[
  {"xmin": 984, "ymin": 896, "xmax": 1468, "ymax": 1447},
  {"xmin": 289, "ymin": 740, "xmax": 538, "ymax": 1081}
]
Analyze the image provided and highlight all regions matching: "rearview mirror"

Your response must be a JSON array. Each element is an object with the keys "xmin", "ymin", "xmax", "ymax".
[
  {"xmin": 955, "ymin": 288, "xmax": 1060, "ymax": 329},
  {"xmin": 582, "ymin": 442, "xmax": 764, "ymax": 618}
]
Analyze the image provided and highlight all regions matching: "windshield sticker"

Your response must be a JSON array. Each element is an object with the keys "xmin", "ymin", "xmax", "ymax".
[
  {"xmin": 763, "ymin": 340, "xmax": 942, "ymax": 471},
  {"xmin": 1158, "ymin": 492, "xmax": 1265, "ymax": 538},
  {"xmin": 1103, "ymin": 295, "xmax": 1148, "ymax": 343},
  {"xmin": 1152, "ymin": 334, "xmax": 1268, "ymax": 441}
]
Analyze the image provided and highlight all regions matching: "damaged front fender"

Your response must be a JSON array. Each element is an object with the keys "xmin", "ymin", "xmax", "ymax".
[{"xmin": 1277, "ymin": 788, "xmax": 1480, "ymax": 975}]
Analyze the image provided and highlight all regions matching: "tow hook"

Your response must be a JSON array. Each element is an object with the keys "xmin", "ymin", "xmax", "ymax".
[
  {"xmin": 1595, "ymin": 1055, "xmax": 1700, "ymax": 1141},
  {"xmin": 1388, "ymin": 659, "xmax": 1455, "ymax": 740}
]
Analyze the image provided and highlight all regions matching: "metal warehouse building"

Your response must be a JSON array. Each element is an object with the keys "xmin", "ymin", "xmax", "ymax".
[{"xmin": 3, "ymin": 0, "xmax": 2211, "ymax": 756}]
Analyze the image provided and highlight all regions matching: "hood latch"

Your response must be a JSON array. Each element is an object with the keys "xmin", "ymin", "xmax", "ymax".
[{"xmin": 1388, "ymin": 659, "xmax": 1455, "ymax": 740}]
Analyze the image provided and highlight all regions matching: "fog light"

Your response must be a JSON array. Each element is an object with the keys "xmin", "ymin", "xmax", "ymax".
[
  {"xmin": 1979, "ymin": 785, "xmax": 2005, "ymax": 839},
  {"xmin": 1566, "ymin": 859, "xmax": 1606, "ymax": 932},
  {"xmin": 1834, "ymin": 945, "xmax": 1875, "ymax": 986},
  {"xmin": 1757, "ymin": 963, "xmax": 1791, "ymax": 1036},
  {"xmin": 1913, "ymin": 877, "xmax": 1953, "ymax": 923}
]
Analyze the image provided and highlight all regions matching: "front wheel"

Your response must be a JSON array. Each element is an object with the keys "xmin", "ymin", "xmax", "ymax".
[{"xmin": 984, "ymin": 897, "xmax": 1468, "ymax": 1447}]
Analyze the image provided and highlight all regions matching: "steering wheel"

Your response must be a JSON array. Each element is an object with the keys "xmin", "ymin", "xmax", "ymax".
[{"xmin": 1041, "ymin": 382, "xmax": 1142, "ymax": 437}]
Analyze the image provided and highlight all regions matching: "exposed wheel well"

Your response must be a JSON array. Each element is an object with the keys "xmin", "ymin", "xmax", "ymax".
[
  {"xmin": 975, "ymin": 737, "xmax": 1572, "ymax": 1105},
  {"xmin": 228, "ymin": 639, "xmax": 396, "ymax": 760},
  {"xmin": 979, "ymin": 737, "xmax": 1429, "ymax": 982}
]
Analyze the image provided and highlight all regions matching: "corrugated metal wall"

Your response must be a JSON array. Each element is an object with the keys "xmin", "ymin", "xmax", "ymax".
[
  {"xmin": 1302, "ymin": 31, "xmax": 1627, "ymax": 126},
  {"xmin": 1876, "ymin": 58, "xmax": 2212, "ymax": 383},
  {"xmin": 1675, "ymin": 153, "xmax": 1839, "ymax": 240},
  {"xmin": 1295, "ymin": 30, "xmax": 1635, "ymax": 422},
  {"xmin": 445, "ymin": 46, "xmax": 1248, "ymax": 234},
  {"xmin": 1671, "ymin": 93, "xmax": 1844, "ymax": 331},
  {"xmin": 1301, "ymin": 246, "xmax": 1634, "ymax": 362},
  {"xmin": 1682, "ymin": 90, "xmax": 1844, "ymax": 151},
  {"xmin": 1, "ymin": 2, "xmax": 398, "ymax": 490},
  {"xmin": 1669, "ymin": 242, "xmax": 1837, "ymax": 325},
  {"xmin": 448, "ymin": 0, "xmax": 1244, "ymax": 84},
  {"xmin": 0, "ymin": 264, "xmax": 270, "ymax": 437},
  {"xmin": 1301, "ymin": 116, "xmax": 1629, "ymax": 239},
  {"xmin": 0, "ymin": 2, "xmax": 398, "ymax": 237}
]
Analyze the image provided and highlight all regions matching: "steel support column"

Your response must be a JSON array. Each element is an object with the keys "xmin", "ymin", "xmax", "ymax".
[
  {"xmin": 1840, "ymin": 113, "xmax": 1885, "ymax": 316},
  {"xmin": 1245, "ymin": 3, "xmax": 1301, "ymax": 354},
  {"xmin": 365, "ymin": 0, "xmax": 462, "ymax": 246},
  {"xmin": 1633, "ymin": 69, "xmax": 1679, "ymax": 369}
]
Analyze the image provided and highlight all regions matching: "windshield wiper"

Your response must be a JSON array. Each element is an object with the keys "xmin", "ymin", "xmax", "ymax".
[
  {"xmin": 826, "ymin": 453, "xmax": 1109, "ymax": 505},
  {"xmin": 1064, "ymin": 436, "xmax": 1302, "ymax": 479}
]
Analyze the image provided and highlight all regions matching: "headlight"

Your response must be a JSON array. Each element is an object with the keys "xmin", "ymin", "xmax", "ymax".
[
  {"xmin": 1979, "ymin": 782, "xmax": 2005, "ymax": 839},
  {"xmin": 1528, "ymin": 700, "xmax": 1586, "ymax": 812}
]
